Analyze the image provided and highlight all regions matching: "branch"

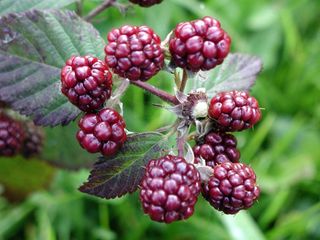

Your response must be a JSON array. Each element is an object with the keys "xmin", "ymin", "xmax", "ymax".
[
  {"xmin": 84, "ymin": 0, "xmax": 116, "ymax": 21},
  {"xmin": 130, "ymin": 80, "xmax": 179, "ymax": 105}
]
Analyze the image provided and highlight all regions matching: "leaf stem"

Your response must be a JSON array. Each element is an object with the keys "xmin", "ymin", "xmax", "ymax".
[
  {"xmin": 84, "ymin": 0, "xmax": 116, "ymax": 21},
  {"xmin": 130, "ymin": 80, "xmax": 179, "ymax": 105},
  {"xmin": 179, "ymin": 69, "xmax": 188, "ymax": 92}
]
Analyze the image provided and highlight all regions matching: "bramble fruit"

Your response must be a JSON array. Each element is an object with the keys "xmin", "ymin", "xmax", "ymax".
[
  {"xmin": 61, "ymin": 55, "xmax": 112, "ymax": 112},
  {"xmin": 140, "ymin": 155, "xmax": 201, "ymax": 223},
  {"xmin": 169, "ymin": 16, "xmax": 231, "ymax": 71},
  {"xmin": 208, "ymin": 90, "xmax": 261, "ymax": 131},
  {"xmin": 105, "ymin": 25, "xmax": 164, "ymax": 81},
  {"xmin": 76, "ymin": 108, "xmax": 127, "ymax": 156}
]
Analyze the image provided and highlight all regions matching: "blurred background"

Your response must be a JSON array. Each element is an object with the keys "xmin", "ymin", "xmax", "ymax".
[{"xmin": 1, "ymin": 0, "xmax": 320, "ymax": 239}]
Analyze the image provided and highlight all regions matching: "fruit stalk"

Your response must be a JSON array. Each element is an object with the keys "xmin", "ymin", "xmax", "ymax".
[
  {"xmin": 84, "ymin": 0, "xmax": 116, "ymax": 21},
  {"xmin": 130, "ymin": 80, "xmax": 179, "ymax": 105}
]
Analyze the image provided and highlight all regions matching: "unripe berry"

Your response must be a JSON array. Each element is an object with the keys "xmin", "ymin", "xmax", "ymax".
[
  {"xmin": 202, "ymin": 162, "xmax": 260, "ymax": 214},
  {"xmin": 193, "ymin": 132, "xmax": 240, "ymax": 167},
  {"xmin": 61, "ymin": 55, "xmax": 112, "ymax": 112},
  {"xmin": 77, "ymin": 108, "xmax": 126, "ymax": 156},
  {"xmin": 0, "ymin": 113, "xmax": 24, "ymax": 157},
  {"xmin": 140, "ymin": 155, "xmax": 201, "ymax": 223},
  {"xmin": 208, "ymin": 90, "xmax": 261, "ymax": 131},
  {"xmin": 105, "ymin": 25, "xmax": 164, "ymax": 81},
  {"xmin": 169, "ymin": 16, "xmax": 231, "ymax": 72}
]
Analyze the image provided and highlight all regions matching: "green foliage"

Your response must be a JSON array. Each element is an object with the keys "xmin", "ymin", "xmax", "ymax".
[{"xmin": 0, "ymin": 0, "xmax": 320, "ymax": 239}]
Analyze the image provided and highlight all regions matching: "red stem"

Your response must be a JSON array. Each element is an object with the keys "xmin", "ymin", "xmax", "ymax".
[{"xmin": 130, "ymin": 80, "xmax": 179, "ymax": 105}]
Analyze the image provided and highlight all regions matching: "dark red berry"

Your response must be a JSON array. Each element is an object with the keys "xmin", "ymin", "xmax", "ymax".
[
  {"xmin": 129, "ymin": 0, "xmax": 163, "ymax": 7},
  {"xmin": 208, "ymin": 90, "xmax": 261, "ymax": 131},
  {"xmin": 0, "ymin": 113, "xmax": 24, "ymax": 157},
  {"xmin": 169, "ymin": 16, "xmax": 231, "ymax": 72},
  {"xmin": 21, "ymin": 122, "xmax": 45, "ymax": 158},
  {"xmin": 61, "ymin": 55, "xmax": 112, "ymax": 112},
  {"xmin": 202, "ymin": 162, "xmax": 260, "ymax": 214},
  {"xmin": 76, "ymin": 108, "xmax": 126, "ymax": 156},
  {"xmin": 140, "ymin": 155, "xmax": 201, "ymax": 223},
  {"xmin": 105, "ymin": 25, "xmax": 164, "ymax": 81},
  {"xmin": 193, "ymin": 132, "xmax": 240, "ymax": 167}
]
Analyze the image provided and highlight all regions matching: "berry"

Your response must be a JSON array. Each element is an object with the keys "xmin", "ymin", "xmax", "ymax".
[
  {"xmin": 202, "ymin": 162, "xmax": 260, "ymax": 214},
  {"xmin": 169, "ymin": 16, "xmax": 231, "ymax": 72},
  {"xmin": 140, "ymin": 155, "xmax": 201, "ymax": 223},
  {"xmin": 129, "ymin": 0, "xmax": 163, "ymax": 7},
  {"xmin": 76, "ymin": 108, "xmax": 126, "ymax": 156},
  {"xmin": 105, "ymin": 25, "xmax": 164, "ymax": 81},
  {"xmin": 0, "ymin": 113, "xmax": 24, "ymax": 157},
  {"xmin": 208, "ymin": 90, "xmax": 261, "ymax": 131},
  {"xmin": 193, "ymin": 132, "xmax": 240, "ymax": 167},
  {"xmin": 21, "ymin": 122, "xmax": 45, "ymax": 158},
  {"xmin": 61, "ymin": 55, "xmax": 113, "ymax": 112}
]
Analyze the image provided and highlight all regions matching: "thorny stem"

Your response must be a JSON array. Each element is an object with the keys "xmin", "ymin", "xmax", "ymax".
[
  {"xmin": 130, "ymin": 80, "xmax": 179, "ymax": 105},
  {"xmin": 84, "ymin": 0, "xmax": 116, "ymax": 21}
]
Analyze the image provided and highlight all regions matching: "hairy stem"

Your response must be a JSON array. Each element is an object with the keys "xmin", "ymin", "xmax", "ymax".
[
  {"xmin": 84, "ymin": 0, "xmax": 116, "ymax": 21},
  {"xmin": 131, "ymin": 80, "xmax": 179, "ymax": 105}
]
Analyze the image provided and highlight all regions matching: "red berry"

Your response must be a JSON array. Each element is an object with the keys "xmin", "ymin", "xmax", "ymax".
[
  {"xmin": 140, "ymin": 155, "xmax": 201, "ymax": 223},
  {"xmin": 61, "ymin": 55, "xmax": 112, "ymax": 112},
  {"xmin": 208, "ymin": 90, "xmax": 261, "ymax": 131},
  {"xmin": 21, "ymin": 122, "xmax": 45, "ymax": 158},
  {"xmin": 105, "ymin": 25, "xmax": 164, "ymax": 81},
  {"xmin": 193, "ymin": 132, "xmax": 240, "ymax": 167},
  {"xmin": 169, "ymin": 16, "xmax": 231, "ymax": 72},
  {"xmin": 0, "ymin": 113, "xmax": 24, "ymax": 157},
  {"xmin": 77, "ymin": 108, "xmax": 126, "ymax": 156},
  {"xmin": 202, "ymin": 162, "xmax": 260, "ymax": 214},
  {"xmin": 129, "ymin": 0, "xmax": 163, "ymax": 7}
]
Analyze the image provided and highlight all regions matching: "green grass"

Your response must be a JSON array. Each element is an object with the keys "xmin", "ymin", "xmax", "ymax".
[{"xmin": 1, "ymin": 0, "xmax": 320, "ymax": 239}]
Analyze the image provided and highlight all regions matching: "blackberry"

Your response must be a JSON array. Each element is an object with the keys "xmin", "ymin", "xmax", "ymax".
[
  {"xmin": 105, "ymin": 25, "xmax": 164, "ymax": 81},
  {"xmin": 208, "ymin": 90, "xmax": 261, "ymax": 131},
  {"xmin": 0, "ymin": 113, "xmax": 24, "ymax": 157},
  {"xmin": 140, "ymin": 155, "xmax": 201, "ymax": 223},
  {"xmin": 202, "ymin": 162, "xmax": 260, "ymax": 214},
  {"xmin": 21, "ymin": 122, "xmax": 45, "ymax": 158},
  {"xmin": 76, "ymin": 108, "xmax": 127, "ymax": 156},
  {"xmin": 129, "ymin": 0, "xmax": 163, "ymax": 7},
  {"xmin": 169, "ymin": 16, "xmax": 231, "ymax": 72},
  {"xmin": 61, "ymin": 55, "xmax": 112, "ymax": 112},
  {"xmin": 193, "ymin": 132, "xmax": 240, "ymax": 167}
]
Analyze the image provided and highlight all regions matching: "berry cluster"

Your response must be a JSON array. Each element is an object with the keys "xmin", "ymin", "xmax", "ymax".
[
  {"xmin": 57, "ymin": 15, "xmax": 263, "ymax": 224},
  {"xmin": 0, "ymin": 113, "xmax": 44, "ymax": 158}
]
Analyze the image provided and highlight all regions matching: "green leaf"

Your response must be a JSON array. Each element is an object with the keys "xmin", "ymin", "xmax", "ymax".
[
  {"xmin": 0, "ymin": 0, "xmax": 77, "ymax": 16},
  {"xmin": 79, "ymin": 132, "xmax": 169, "ymax": 199},
  {"xmin": 0, "ymin": 9, "xmax": 105, "ymax": 126},
  {"xmin": 188, "ymin": 53, "xmax": 262, "ymax": 98}
]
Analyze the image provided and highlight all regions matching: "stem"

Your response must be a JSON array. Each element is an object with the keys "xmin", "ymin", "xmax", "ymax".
[
  {"xmin": 179, "ymin": 69, "xmax": 188, "ymax": 92},
  {"xmin": 177, "ymin": 134, "xmax": 185, "ymax": 157},
  {"xmin": 76, "ymin": 0, "xmax": 83, "ymax": 16},
  {"xmin": 131, "ymin": 80, "xmax": 179, "ymax": 105},
  {"xmin": 84, "ymin": 0, "xmax": 116, "ymax": 21}
]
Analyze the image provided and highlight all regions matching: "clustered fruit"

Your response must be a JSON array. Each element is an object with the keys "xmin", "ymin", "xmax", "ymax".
[
  {"xmin": 0, "ymin": 112, "xmax": 44, "ymax": 158},
  {"xmin": 59, "ymin": 15, "xmax": 262, "ymax": 224},
  {"xmin": 129, "ymin": 0, "xmax": 163, "ymax": 7}
]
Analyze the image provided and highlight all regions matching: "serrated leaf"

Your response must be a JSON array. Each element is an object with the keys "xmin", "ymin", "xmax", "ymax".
[
  {"xmin": 0, "ymin": 10, "xmax": 105, "ymax": 126},
  {"xmin": 188, "ymin": 53, "xmax": 263, "ymax": 98},
  {"xmin": 0, "ymin": 0, "xmax": 77, "ymax": 16},
  {"xmin": 79, "ymin": 132, "xmax": 169, "ymax": 199}
]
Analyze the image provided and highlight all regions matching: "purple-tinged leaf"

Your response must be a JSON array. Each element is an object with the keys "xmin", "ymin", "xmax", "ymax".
[
  {"xmin": 79, "ymin": 132, "xmax": 169, "ymax": 199},
  {"xmin": 0, "ymin": 10, "xmax": 105, "ymax": 126},
  {"xmin": 188, "ymin": 53, "xmax": 263, "ymax": 98}
]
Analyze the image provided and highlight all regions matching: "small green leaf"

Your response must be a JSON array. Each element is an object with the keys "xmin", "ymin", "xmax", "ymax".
[
  {"xmin": 0, "ymin": 0, "xmax": 77, "ymax": 16},
  {"xmin": 0, "ymin": 9, "xmax": 105, "ymax": 126},
  {"xmin": 79, "ymin": 132, "xmax": 169, "ymax": 199}
]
